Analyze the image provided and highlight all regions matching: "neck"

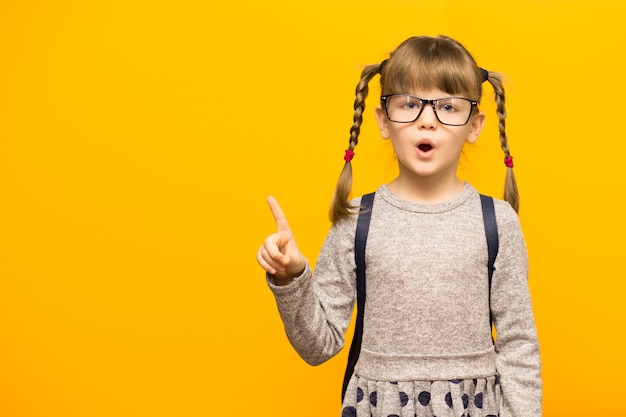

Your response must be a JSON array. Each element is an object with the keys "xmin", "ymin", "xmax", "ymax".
[{"xmin": 386, "ymin": 175, "xmax": 465, "ymax": 204}]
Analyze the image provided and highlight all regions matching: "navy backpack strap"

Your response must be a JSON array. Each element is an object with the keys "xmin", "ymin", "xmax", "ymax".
[
  {"xmin": 341, "ymin": 192, "xmax": 375, "ymax": 402},
  {"xmin": 479, "ymin": 194, "xmax": 499, "ymax": 330}
]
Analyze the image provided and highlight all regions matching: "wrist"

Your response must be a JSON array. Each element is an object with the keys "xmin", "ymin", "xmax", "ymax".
[
  {"xmin": 272, "ymin": 263, "xmax": 306, "ymax": 286},
  {"xmin": 273, "ymin": 275, "xmax": 296, "ymax": 286}
]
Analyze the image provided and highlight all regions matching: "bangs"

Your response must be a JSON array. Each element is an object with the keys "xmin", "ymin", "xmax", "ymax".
[{"xmin": 381, "ymin": 36, "xmax": 482, "ymax": 101}]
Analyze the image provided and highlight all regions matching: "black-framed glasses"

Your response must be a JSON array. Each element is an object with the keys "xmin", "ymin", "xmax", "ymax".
[{"xmin": 381, "ymin": 94, "xmax": 478, "ymax": 126}]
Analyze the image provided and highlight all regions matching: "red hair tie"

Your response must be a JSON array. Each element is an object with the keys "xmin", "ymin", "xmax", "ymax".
[
  {"xmin": 504, "ymin": 155, "xmax": 514, "ymax": 168},
  {"xmin": 344, "ymin": 149, "xmax": 355, "ymax": 162}
]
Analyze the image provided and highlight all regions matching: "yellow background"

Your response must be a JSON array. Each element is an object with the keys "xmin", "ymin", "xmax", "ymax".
[{"xmin": 1, "ymin": 1, "xmax": 624, "ymax": 416}]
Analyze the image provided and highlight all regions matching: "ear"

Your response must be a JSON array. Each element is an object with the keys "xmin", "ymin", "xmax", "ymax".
[
  {"xmin": 466, "ymin": 111, "xmax": 486, "ymax": 144},
  {"xmin": 375, "ymin": 106, "xmax": 391, "ymax": 139}
]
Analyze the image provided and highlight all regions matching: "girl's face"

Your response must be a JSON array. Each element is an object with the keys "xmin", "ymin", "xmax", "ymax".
[{"xmin": 375, "ymin": 88, "xmax": 485, "ymax": 183}]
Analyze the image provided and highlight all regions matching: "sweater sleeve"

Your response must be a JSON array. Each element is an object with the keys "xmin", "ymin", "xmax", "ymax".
[
  {"xmin": 266, "ymin": 216, "xmax": 358, "ymax": 366},
  {"xmin": 490, "ymin": 202, "xmax": 542, "ymax": 417}
]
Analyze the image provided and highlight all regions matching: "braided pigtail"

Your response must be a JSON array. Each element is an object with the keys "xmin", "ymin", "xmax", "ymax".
[
  {"xmin": 329, "ymin": 63, "xmax": 384, "ymax": 223},
  {"xmin": 484, "ymin": 71, "xmax": 520, "ymax": 213}
]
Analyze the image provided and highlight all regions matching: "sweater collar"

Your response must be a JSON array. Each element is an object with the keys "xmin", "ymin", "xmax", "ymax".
[{"xmin": 377, "ymin": 182, "xmax": 475, "ymax": 214}]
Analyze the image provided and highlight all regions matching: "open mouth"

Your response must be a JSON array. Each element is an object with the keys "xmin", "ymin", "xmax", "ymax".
[{"xmin": 418, "ymin": 143, "xmax": 433, "ymax": 152}]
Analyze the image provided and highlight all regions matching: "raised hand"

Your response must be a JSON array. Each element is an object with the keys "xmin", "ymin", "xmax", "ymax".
[{"xmin": 256, "ymin": 196, "xmax": 306, "ymax": 284}]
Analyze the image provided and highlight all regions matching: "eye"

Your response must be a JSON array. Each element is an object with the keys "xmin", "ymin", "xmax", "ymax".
[
  {"xmin": 438, "ymin": 102, "xmax": 457, "ymax": 113},
  {"xmin": 396, "ymin": 96, "xmax": 422, "ymax": 111},
  {"xmin": 402, "ymin": 101, "xmax": 419, "ymax": 110}
]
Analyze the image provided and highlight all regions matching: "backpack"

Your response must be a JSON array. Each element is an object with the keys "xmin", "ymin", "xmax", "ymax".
[{"xmin": 341, "ymin": 192, "xmax": 499, "ymax": 401}]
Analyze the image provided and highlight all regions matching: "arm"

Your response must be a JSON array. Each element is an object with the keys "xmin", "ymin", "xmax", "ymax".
[
  {"xmin": 257, "ymin": 197, "xmax": 358, "ymax": 365},
  {"xmin": 491, "ymin": 203, "xmax": 542, "ymax": 417}
]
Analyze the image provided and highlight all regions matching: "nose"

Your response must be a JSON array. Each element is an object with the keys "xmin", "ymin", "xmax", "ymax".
[{"xmin": 416, "ymin": 103, "xmax": 438, "ymax": 129}]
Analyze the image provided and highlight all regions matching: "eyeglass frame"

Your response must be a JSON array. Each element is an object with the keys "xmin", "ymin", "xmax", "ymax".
[{"xmin": 380, "ymin": 94, "xmax": 479, "ymax": 126}]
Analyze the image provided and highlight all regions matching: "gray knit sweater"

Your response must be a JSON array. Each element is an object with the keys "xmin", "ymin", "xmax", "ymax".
[{"xmin": 267, "ymin": 183, "xmax": 541, "ymax": 417}]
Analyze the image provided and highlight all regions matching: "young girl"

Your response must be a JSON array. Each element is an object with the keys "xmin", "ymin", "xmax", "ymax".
[{"xmin": 257, "ymin": 35, "xmax": 541, "ymax": 417}]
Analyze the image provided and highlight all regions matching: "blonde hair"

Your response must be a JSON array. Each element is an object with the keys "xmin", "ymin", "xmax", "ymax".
[{"xmin": 330, "ymin": 35, "xmax": 519, "ymax": 222}]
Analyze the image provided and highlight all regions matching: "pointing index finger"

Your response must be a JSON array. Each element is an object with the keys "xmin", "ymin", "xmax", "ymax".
[{"xmin": 267, "ymin": 196, "xmax": 291, "ymax": 233}]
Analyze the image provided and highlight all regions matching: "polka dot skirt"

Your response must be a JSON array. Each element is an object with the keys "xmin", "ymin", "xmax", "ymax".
[{"xmin": 341, "ymin": 374, "xmax": 500, "ymax": 417}]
